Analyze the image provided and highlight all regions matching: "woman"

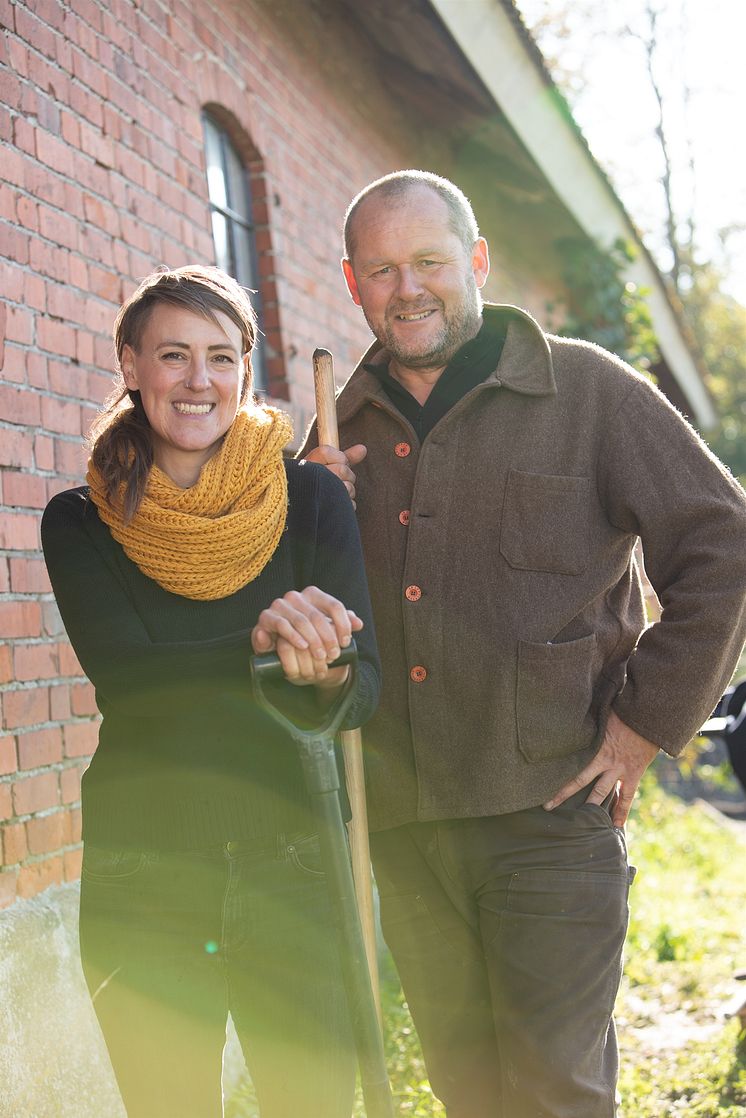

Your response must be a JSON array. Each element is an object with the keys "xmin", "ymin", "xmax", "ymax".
[{"xmin": 41, "ymin": 265, "xmax": 380, "ymax": 1118}]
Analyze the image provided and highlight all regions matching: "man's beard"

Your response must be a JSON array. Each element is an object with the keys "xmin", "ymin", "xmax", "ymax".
[{"xmin": 369, "ymin": 276, "xmax": 482, "ymax": 369}]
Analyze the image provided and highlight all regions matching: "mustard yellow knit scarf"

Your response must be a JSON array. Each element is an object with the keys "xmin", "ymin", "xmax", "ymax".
[{"xmin": 87, "ymin": 406, "xmax": 293, "ymax": 600}]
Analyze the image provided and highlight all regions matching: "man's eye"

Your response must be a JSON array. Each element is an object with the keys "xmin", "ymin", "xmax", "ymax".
[
  {"xmin": 162, "ymin": 351, "xmax": 186, "ymax": 360},
  {"xmin": 420, "ymin": 259, "xmax": 439, "ymax": 268},
  {"xmin": 372, "ymin": 266, "xmax": 393, "ymax": 277}
]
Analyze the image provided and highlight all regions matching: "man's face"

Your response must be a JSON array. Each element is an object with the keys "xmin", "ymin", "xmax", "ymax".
[{"xmin": 343, "ymin": 187, "xmax": 489, "ymax": 371}]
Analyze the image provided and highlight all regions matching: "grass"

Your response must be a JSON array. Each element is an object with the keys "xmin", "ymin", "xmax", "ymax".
[{"xmin": 227, "ymin": 764, "xmax": 746, "ymax": 1116}]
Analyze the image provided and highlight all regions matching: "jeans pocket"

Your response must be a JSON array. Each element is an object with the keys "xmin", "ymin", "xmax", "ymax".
[
  {"xmin": 287, "ymin": 833, "xmax": 325, "ymax": 878},
  {"xmin": 81, "ymin": 844, "xmax": 147, "ymax": 883}
]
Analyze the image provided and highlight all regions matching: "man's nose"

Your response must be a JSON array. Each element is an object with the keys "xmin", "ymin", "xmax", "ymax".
[{"xmin": 395, "ymin": 265, "xmax": 425, "ymax": 299}]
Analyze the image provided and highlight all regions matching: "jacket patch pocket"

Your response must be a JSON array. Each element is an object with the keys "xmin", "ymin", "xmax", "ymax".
[
  {"xmin": 517, "ymin": 634, "xmax": 598, "ymax": 761},
  {"xmin": 500, "ymin": 471, "xmax": 589, "ymax": 574}
]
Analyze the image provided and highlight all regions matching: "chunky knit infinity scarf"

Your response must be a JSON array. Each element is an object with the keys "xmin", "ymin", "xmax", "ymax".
[{"xmin": 87, "ymin": 406, "xmax": 293, "ymax": 600}]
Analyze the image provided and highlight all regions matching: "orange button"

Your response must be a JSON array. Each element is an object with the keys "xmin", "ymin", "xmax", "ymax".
[
  {"xmin": 399, "ymin": 509, "xmax": 411, "ymax": 526},
  {"xmin": 394, "ymin": 442, "xmax": 411, "ymax": 457},
  {"xmin": 405, "ymin": 585, "xmax": 422, "ymax": 601},
  {"xmin": 410, "ymin": 665, "xmax": 427, "ymax": 683}
]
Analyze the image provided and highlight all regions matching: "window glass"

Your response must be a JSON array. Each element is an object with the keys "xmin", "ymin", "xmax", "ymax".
[{"xmin": 202, "ymin": 113, "xmax": 267, "ymax": 391}]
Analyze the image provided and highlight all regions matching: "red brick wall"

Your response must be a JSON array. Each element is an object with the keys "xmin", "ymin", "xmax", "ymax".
[{"xmin": 1, "ymin": 0, "xmax": 558, "ymax": 909}]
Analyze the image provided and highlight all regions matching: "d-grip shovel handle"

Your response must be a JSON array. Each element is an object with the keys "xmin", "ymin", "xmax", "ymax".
[{"xmin": 250, "ymin": 640, "xmax": 358, "ymax": 742}]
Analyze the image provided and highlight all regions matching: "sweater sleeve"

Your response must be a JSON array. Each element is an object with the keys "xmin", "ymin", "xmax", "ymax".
[
  {"xmin": 598, "ymin": 378, "xmax": 746, "ymax": 754},
  {"xmin": 290, "ymin": 461, "xmax": 381, "ymax": 730},
  {"xmin": 41, "ymin": 490, "xmax": 253, "ymax": 718}
]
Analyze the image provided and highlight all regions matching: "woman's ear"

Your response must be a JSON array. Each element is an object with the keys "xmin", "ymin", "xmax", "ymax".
[{"xmin": 120, "ymin": 345, "xmax": 138, "ymax": 390}]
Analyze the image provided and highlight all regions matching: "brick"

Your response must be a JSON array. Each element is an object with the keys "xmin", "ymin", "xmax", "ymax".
[
  {"xmin": 87, "ymin": 369, "xmax": 112, "ymax": 403},
  {"xmin": 62, "ymin": 805, "xmax": 82, "ymax": 844},
  {"xmin": 47, "ymin": 285, "xmax": 86, "ymax": 327},
  {"xmin": 0, "ymin": 601, "xmax": 42, "ymax": 639},
  {"xmin": 0, "ymin": 428, "xmax": 34, "ymax": 469},
  {"xmin": 0, "ymin": 224, "xmax": 30, "ymax": 265},
  {"xmin": 37, "ymin": 319, "xmax": 78, "ymax": 362},
  {"xmin": 26, "ymin": 811, "xmax": 65, "ymax": 855},
  {"xmin": 34, "ymin": 434, "xmax": 55, "ymax": 470},
  {"xmin": 13, "ymin": 643, "xmax": 59, "ymax": 682},
  {"xmin": 49, "ymin": 682, "xmax": 71, "ymax": 721},
  {"xmin": 4, "ymin": 473, "xmax": 48, "ymax": 510},
  {"xmin": 16, "ymin": 726, "xmax": 63, "ymax": 770},
  {"xmin": 60, "ymin": 763, "xmax": 83, "ymax": 804},
  {"xmin": 0, "ymin": 511, "xmax": 40, "ymax": 550},
  {"xmin": 9, "ymin": 558, "xmax": 51, "ymax": 594},
  {"xmin": 23, "ymin": 272, "xmax": 47, "ymax": 312},
  {"xmin": 1, "ymin": 148, "xmax": 24, "ymax": 189},
  {"xmin": 0, "ymin": 783, "xmax": 11, "ymax": 821},
  {"xmin": 64, "ymin": 720, "xmax": 99, "ymax": 758},
  {"xmin": 74, "ymin": 331, "xmax": 94, "ymax": 367},
  {"xmin": 29, "ymin": 239, "xmax": 69, "ymax": 283},
  {"xmin": 71, "ymin": 682, "xmax": 97, "ymax": 716},
  {"xmin": 70, "ymin": 45, "xmax": 109, "ymax": 99},
  {"xmin": 0, "ymin": 67, "xmax": 21, "ymax": 111},
  {"xmin": 24, "ymin": 0, "xmax": 65, "ymax": 33},
  {"xmin": 0, "ymin": 870, "xmax": 18, "ymax": 910},
  {"xmin": 63, "ymin": 847, "xmax": 82, "ymax": 881},
  {"xmin": 3, "ymin": 686, "xmax": 50, "ymax": 730},
  {"xmin": 60, "ymin": 109, "xmax": 81, "ymax": 148},
  {"xmin": 38, "ymin": 204, "xmax": 80, "ymax": 252},
  {"xmin": 12, "ymin": 771, "xmax": 59, "ymax": 815},
  {"xmin": 68, "ymin": 79, "xmax": 104, "ymax": 129},
  {"xmin": 13, "ymin": 113, "xmax": 37, "ymax": 158},
  {"xmin": 28, "ymin": 351, "xmax": 49, "ymax": 392},
  {"xmin": 0, "ymin": 644, "xmax": 12, "ymax": 684},
  {"xmin": 54, "ymin": 437, "xmax": 87, "ymax": 477},
  {"xmin": 58, "ymin": 642, "xmax": 83, "ymax": 677},
  {"xmin": 5, "ymin": 305, "xmax": 33, "ymax": 345},
  {"xmin": 14, "ymin": 5, "xmax": 58, "ymax": 58},
  {"xmin": 48, "ymin": 358, "xmax": 89, "ymax": 399},
  {"xmin": 35, "ymin": 129, "xmax": 75, "ymax": 177},
  {"xmin": 17, "ymin": 855, "xmax": 64, "ymax": 898},
  {"xmin": 0, "ymin": 735, "xmax": 16, "ymax": 776},
  {"xmin": 0, "ymin": 384, "xmax": 41, "ymax": 425},
  {"xmin": 40, "ymin": 393, "xmax": 81, "ymax": 434},
  {"xmin": 0, "ymin": 557, "xmax": 7, "ymax": 592},
  {"xmin": 2, "ymin": 822, "xmax": 27, "ymax": 863}
]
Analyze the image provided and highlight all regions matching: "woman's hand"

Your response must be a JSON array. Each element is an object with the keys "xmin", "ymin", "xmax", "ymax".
[{"xmin": 251, "ymin": 586, "xmax": 363, "ymax": 688}]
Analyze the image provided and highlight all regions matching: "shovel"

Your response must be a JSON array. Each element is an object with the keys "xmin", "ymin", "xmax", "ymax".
[{"xmin": 250, "ymin": 642, "xmax": 395, "ymax": 1118}]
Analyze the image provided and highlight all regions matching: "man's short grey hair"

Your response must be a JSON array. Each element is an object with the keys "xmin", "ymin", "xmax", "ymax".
[{"xmin": 343, "ymin": 170, "xmax": 480, "ymax": 261}]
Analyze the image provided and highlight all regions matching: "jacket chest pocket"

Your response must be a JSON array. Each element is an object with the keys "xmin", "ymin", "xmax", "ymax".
[{"xmin": 500, "ymin": 470, "xmax": 589, "ymax": 575}]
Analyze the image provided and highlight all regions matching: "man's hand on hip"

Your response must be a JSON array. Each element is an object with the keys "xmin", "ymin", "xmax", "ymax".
[
  {"xmin": 543, "ymin": 710, "xmax": 659, "ymax": 826},
  {"xmin": 303, "ymin": 444, "xmax": 367, "ymax": 506}
]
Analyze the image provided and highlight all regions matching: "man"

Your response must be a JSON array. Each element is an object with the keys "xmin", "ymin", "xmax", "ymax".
[{"xmin": 300, "ymin": 170, "xmax": 746, "ymax": 1117}]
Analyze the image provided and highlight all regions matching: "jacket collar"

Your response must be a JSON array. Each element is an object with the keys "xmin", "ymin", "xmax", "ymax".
[{"xmin": 335, "ymin": 303, "xmax": 556, "ymax": 426}]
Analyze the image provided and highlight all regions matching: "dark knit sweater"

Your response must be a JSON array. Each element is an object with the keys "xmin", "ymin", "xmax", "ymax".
[{"xmin": 41, "ymin": 460, "xmax": 380, "ymax": 851}]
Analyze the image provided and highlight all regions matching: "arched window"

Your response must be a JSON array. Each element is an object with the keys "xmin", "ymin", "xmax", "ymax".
[{"xmin": 202, "ymin": 112, "xmax": 268, "ymax": 392}]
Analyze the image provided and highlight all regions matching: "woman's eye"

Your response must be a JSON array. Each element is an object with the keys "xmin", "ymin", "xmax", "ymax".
[{"xmin": 212, "ymin": 354, "xmax": 235, "ymax": 364}]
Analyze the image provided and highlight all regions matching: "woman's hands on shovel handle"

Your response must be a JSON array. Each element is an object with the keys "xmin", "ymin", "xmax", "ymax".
[{"xmin": 252, "ymin": 586, "xmax": 363, "ymax": 689}]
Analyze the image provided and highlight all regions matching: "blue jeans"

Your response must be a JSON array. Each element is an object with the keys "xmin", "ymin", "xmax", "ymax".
[
  {"xmin": 371, "ymin": 791, "xmax": 635, "ymax": 1118},
  {"xmin": 79, "ymin": 833, "xmax": 355, "ymax": 1118}
]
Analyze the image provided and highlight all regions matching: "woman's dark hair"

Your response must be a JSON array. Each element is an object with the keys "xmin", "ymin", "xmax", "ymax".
[{"xmin": 88, "ymin": 266, "xmax": 257, "ymax": 520}]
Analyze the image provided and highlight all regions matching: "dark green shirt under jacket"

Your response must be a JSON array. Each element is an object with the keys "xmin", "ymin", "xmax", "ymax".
[{"xmin": 41, "ymin": 460, "xmax": 380, "ymax": 852}]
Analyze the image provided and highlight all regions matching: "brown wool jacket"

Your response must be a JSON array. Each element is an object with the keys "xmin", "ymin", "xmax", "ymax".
[{"xmin": 300, "ymin": 304, "xmax": 746, "ymax": 832}]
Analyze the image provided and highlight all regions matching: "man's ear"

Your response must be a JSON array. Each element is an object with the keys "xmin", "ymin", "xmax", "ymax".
[
  {"xmin": 342, "ymin": 258, "xmax": 363, "ymax": 307},
  {"xmin": 471, "ymin": 237, "xmax": 490, "ymax": 290},
  {"xmin": 120, "ymin": 345, "xmax": 138, "ymax": 390}
]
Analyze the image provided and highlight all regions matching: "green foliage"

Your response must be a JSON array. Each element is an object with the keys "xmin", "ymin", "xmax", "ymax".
[
  {"xmin": 617, "ymin": 768, "xmax": 746, "ymax": 1116},
  {"xmin": 228, "ymin": 771, "xmax": 746, "ymax": 1116},
  {"xmin": 547, "ymin": 236, "xmax": 660, "ymax": 374},
  {"xmin": 681, "ymin": 262, "xmax": 746, "ymax": 483}
]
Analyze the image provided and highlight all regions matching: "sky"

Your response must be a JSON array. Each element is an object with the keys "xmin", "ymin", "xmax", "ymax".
[{"xmin": 516, "ymin": 0, "xmax": 746, "ymax": 306}]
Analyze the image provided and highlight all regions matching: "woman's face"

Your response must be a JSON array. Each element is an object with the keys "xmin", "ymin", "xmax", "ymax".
[{"xmin": 121, "ymin": 304, "xmax": 247, "ymax": 487}]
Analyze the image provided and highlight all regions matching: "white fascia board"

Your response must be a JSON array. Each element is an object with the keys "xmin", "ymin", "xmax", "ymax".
[{"xmin": 430, "ymin": 0, "xmax": 716, "ymax": 427}]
